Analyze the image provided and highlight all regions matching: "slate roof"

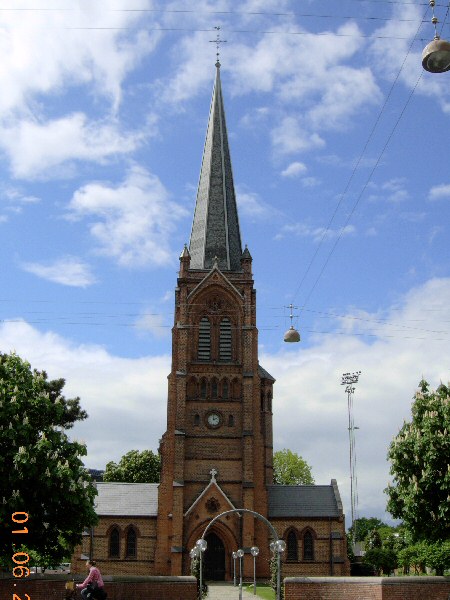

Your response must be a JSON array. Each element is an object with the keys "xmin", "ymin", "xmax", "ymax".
[
  {"xmin": 189, "ymin": 62, "xmax": 243, "ymax": 271},
  {"xmin": 94, "ymin": 482, "xmax": 159, "ymax": 517},
  {"xmin": 258, "ymin": 364, "xmax": 276, "ymax": 382},
  {"xmin": 267, "ymin": 482, "xmax": 343, "ymax": 518}
]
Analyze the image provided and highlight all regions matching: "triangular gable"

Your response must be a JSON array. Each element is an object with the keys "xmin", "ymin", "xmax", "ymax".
[
  {"xmin": 188, "ymin": 262, "xmax": 243, "ymax": 302},
  {"xmin": 184, "ymin": 471, "xmax": 236, "ymax": 517}
]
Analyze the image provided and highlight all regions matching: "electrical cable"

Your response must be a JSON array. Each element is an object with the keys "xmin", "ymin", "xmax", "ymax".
[{"xmin": 290, "ymin": 3, "xmax": 429, "ymax": 310}]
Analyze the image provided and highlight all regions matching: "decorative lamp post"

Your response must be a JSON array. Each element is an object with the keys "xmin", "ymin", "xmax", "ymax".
[
  {"xmin": 195, "ymin": 538, "xmax": 207, "ymax": 600},
  {"xmin": 422, "ymin": 0, "xmax": 450, "ymax": 73},
  {"xmin": 237, "ymin": 548, "xmax": 244, "ymax": 600},
  {"xmin": 274, "ymin": 539, "xmax": 286, "ymax": 600},
  {"xmin": 232, "ymin": 551, "xmax": 238, "ymax": 586},
  {"xmin": 250, "ymin": 546, "xmax": 259, "ymax": 595},
  {"xmin": 283, "ymin": 304, "xmax": 300, "ymax": 342}
]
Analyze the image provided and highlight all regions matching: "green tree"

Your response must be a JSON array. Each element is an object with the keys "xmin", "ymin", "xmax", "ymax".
[
  {"xmin": 385, "ymin": 380, "xmax": 450, "ymax": 542},
  {"xmin": 419, "ymin": 540, "xmax": 450, "ymax": 575},
  {"xmin": 397, "ymin": 543, "xmax": 424, "ymax": 575},
  {"xmin": 348, "ymin": 517, "xmax": 387, "ymax": 543},
  {"xmin": 103, "ymin": 449, "xmax": 160, "ymax": 483},
  {"xmin": 0, "ymin": 352, "xmax": 97, "ymax": 565},
  {"xmin": 273, "ymin": 449, "xmax": 314, "ymax": 485},
  {"xmin": 363, "ymin": 547, "xmax": 397, "ymax": 575},
  {"xmin": 366, "ymin": 528, "xmax": 383, "ymax": 550}
]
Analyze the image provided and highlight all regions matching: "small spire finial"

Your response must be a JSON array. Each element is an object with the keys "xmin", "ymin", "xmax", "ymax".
[{"xmin": 210, "ymin": 26, "xmax": 227, "ymax": 66}]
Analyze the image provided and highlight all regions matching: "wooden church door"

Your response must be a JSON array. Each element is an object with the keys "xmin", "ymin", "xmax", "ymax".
[{"xmin": 204, "ymin": 532, "xmax": 226, "ymax": 581}]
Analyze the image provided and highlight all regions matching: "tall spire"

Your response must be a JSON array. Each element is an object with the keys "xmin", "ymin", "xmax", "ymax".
[{"xmin": 189, "ymin": 62, "xmax": 243, "ymax": 271}]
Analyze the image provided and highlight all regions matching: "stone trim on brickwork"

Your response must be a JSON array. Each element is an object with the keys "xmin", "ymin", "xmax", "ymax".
[{"xmin": 184, "ymin": 477, "xmax": 236, "ymax": 517}]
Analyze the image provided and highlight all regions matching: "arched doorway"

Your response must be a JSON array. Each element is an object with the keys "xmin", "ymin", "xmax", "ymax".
[{"xmin": 204, "ymin": 532, "xmax": 225, "ymax": 581}]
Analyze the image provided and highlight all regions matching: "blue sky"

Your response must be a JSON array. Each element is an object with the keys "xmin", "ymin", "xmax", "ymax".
[{"xmin": 1, "ymin": 0, "xmax": 449, "ymax": 526}]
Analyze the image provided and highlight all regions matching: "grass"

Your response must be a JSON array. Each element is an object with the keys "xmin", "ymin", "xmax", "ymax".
[{"xmin": 244, "ymin": 583, "xmax": 275, "ymax": 599}]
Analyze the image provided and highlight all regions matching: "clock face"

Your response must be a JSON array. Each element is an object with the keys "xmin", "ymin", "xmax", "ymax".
[{"xmin": 206, "ymin": 411, "xmax": 221, "ymax": 428}]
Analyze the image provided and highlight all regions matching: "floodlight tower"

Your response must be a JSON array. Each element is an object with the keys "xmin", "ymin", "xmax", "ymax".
[{"xmin": 341, "ymin": 371, "xmax": 361, "ymax": 546}]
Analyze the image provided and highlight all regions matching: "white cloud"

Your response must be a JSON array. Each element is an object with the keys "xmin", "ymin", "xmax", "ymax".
[
  {"xmin": 134, "ymin": 307, "xmax": 170, "ymax": 339},
  {"xmin": 161, "ymin": 19, "xmax": 381, "ymax": 156},
  {"xmin": 281, "ymin": 162, "xmax": 307, "ymax": 178},
  {"xmin": 0, "ymin": 0, "xmax": 160, "ymax": 118},
  {"xmin": 306, "ymin": 65, "xmax": 381, "ymax": 130},
  {"xmin": 277, "ymin": 222, "xmax": 355, "ymax": 243},
  {"xmin": 236, "ymin": 187, "xmax": 274, "ymax": 219},
  {"xmin": 0, "ymin": 319, "xmax": 169, "ymax": 468},
  {"xmin": 1, "ymin": 277, "xmax": 448, "ymax": 521},
  {"xmin": 428, "ymin": 183, "xmax": 450, "ymax": 201},
  {"xmin": 272, "ymin": 117, "xmax": 325, "ymax": 156},
  {"xmin": 369, "ymin": 4, "xmax": 450, "ymax": 112},
  {"xmin": 1, "ymin": 113, "xmax": 148, "ymax": 179},
  {"xmin": 264, "ymin": 277, "xmax": 450, "ymax": 521},
  {"xmin": 301, "ymin": 177, "xmax": 320, "ymax": 188},
  {"xmin": 21, "ymin": 256, "xmax": 96, "ymax": 288},
  {"xmin": 67, "ymin": 165, "xmax": 188, "ymax": 268},
  {"xmin": 367, "ymin": 178, "xmax": 410, "ymax": 204}
]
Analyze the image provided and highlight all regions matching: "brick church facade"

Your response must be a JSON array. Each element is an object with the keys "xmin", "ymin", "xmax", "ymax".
[{"xmin": 72, "ymin": 62, "xmax": 349, "ymax": 580}]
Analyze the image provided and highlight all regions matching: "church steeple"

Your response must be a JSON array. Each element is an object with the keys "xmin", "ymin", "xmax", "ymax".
[{"xmin": 189, "ymin": 62, "xmax": 243, "ymax": 271}]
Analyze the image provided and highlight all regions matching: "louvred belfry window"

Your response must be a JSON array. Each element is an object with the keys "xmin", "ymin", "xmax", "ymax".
[
  {"xmin": 219, "ymin": 317, "xmax": 232, "ymax": 361},
  {"xmin": 198, "ymin": 317, "xmax": 211, "ymax": 360}
]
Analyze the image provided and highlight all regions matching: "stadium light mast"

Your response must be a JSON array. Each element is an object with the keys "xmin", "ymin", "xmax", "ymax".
[{"xmin": 341, "ymin": 371, "xmax": 361, "ymax": 548}]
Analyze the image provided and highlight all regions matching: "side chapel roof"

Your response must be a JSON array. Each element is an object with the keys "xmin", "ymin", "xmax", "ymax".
[
  {"xmin": 94, "ymin": 482, "xmax": 158, "ymax": 517},
  {"xmin": 189, "ymin": 62, "xmax": 243, "ymax": 271},
  {"xmin": 267, "ymin": 480, "xmax": 343, "ymax": 518}
]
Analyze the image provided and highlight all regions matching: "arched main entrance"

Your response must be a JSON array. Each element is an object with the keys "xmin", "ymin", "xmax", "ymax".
[{"xmin": 204, "ymin": 532, "xmax": 225, "ymax": 580}]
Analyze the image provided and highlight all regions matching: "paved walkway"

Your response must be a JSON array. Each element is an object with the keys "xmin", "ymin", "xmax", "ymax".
[{"xmin": 206, "ymin": 583, "xmax": 257, "ymax": 599}]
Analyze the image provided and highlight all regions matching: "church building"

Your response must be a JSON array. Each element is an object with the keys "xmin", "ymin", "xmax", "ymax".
[{"xmin": 72, "ymin": 61, "xmax": 349, "ymax": 581}]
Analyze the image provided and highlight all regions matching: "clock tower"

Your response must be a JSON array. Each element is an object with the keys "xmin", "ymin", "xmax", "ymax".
[{"xmin": 155, "ymin": 61, "xmax": 275, "ymax": 579}]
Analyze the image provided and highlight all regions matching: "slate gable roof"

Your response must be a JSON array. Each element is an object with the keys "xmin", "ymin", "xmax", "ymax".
[
  {"xmin": 189, "ymin": 62, "xmax": 243, "ymax": 271},
  {"xmin": 95, "ymin": 482, "xmax": 158, "ymax": 517},
  {"xmin": 258, "ymin": 363, "xmax": 276, "ymax": 382},
  {"xmin": 267, "ymin": 482, "xmax": 342, "ymax": 518}
]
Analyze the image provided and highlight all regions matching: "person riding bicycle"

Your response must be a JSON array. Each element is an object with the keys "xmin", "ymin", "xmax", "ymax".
[{"xmin": 76, "ymin": 560, "xmax": 106, "ymax": 600}]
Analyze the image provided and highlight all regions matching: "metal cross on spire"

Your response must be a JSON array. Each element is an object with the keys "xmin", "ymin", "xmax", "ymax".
[{"xmin": 210, "ymin": 25, "xmax": 227, "ymax": 66}]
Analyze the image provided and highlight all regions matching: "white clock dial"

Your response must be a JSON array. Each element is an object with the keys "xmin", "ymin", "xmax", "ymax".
[{"xmin": 207, "ymin": 412, "xmax": 220, "ymax": 427}]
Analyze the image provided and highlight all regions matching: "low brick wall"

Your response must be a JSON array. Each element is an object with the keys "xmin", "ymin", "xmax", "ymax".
[
  {"xmin": 284, "ymin": 576, "xmax": 450, "ymax": 600},
  {"xmin": 0, "ymin": 574, "xmax": 197, "ymax": 600}
]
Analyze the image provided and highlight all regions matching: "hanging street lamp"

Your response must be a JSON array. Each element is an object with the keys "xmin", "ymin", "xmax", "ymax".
[
  {"xmin": 283, "ymin": 303, "xmax": 300, "ymax": 342},
  {"xmin": 422, "ymin": 0, "xmax": 450, "ymax": 73}
]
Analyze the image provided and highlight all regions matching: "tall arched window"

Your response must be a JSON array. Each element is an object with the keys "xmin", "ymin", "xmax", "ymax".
[
  {"xmin": 219, "ymin": 317, "xmax": 232, "ymax": 361},
  {"xmin": 126, "ymin": 527, "xmax": 137, "ymax": 558},
  {"xmin": 187, "ymin": 378, "xmax": 197, "ymax": 400},
  {"xmin": 287, "ymin": 531, "xmax": 298, "ymax": 562},
  {"xmin": 303, "ymin": 531, "xmax": 314, "ymax": 561},
  {"xmin": 109, "ymin": 527, "xmax": 120, "ymax": 558},
  {"xmin": 232, "ymin": 379, "xmax": 241, "ymax": 399},
  {"xmin": 198, "ymin": 317, "xmax": 211, "ymax": 360},
  {"xmin": 211, "ymin": 378, "xmax": 218, "ymax": 399},
  {"xmin": 222, "ymin": 379, "xmax": 229, "ymax": 400},
  {"xmin": 200, "ymin": 379, "xmax": 208, "ymax": 399}
]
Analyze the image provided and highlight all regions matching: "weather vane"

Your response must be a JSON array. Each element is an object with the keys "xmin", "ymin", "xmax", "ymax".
[{"xmin": 210, "ymin": 25, "xmax": 227, "ymax": 65}]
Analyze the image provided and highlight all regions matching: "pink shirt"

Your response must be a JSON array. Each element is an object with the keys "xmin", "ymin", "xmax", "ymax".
[{"xmin": 78, "ymin": 566, "xmax": 104, "ymax": 589}]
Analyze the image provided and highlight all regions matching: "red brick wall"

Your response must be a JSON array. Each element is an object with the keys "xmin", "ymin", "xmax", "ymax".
[
  {"xmin": 284, "ymin": 576, "xmax": 450, "ymax": 600},
  {"xmin": 1, "ymin": 575, "xmax": 197, "ymax": 600}
]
